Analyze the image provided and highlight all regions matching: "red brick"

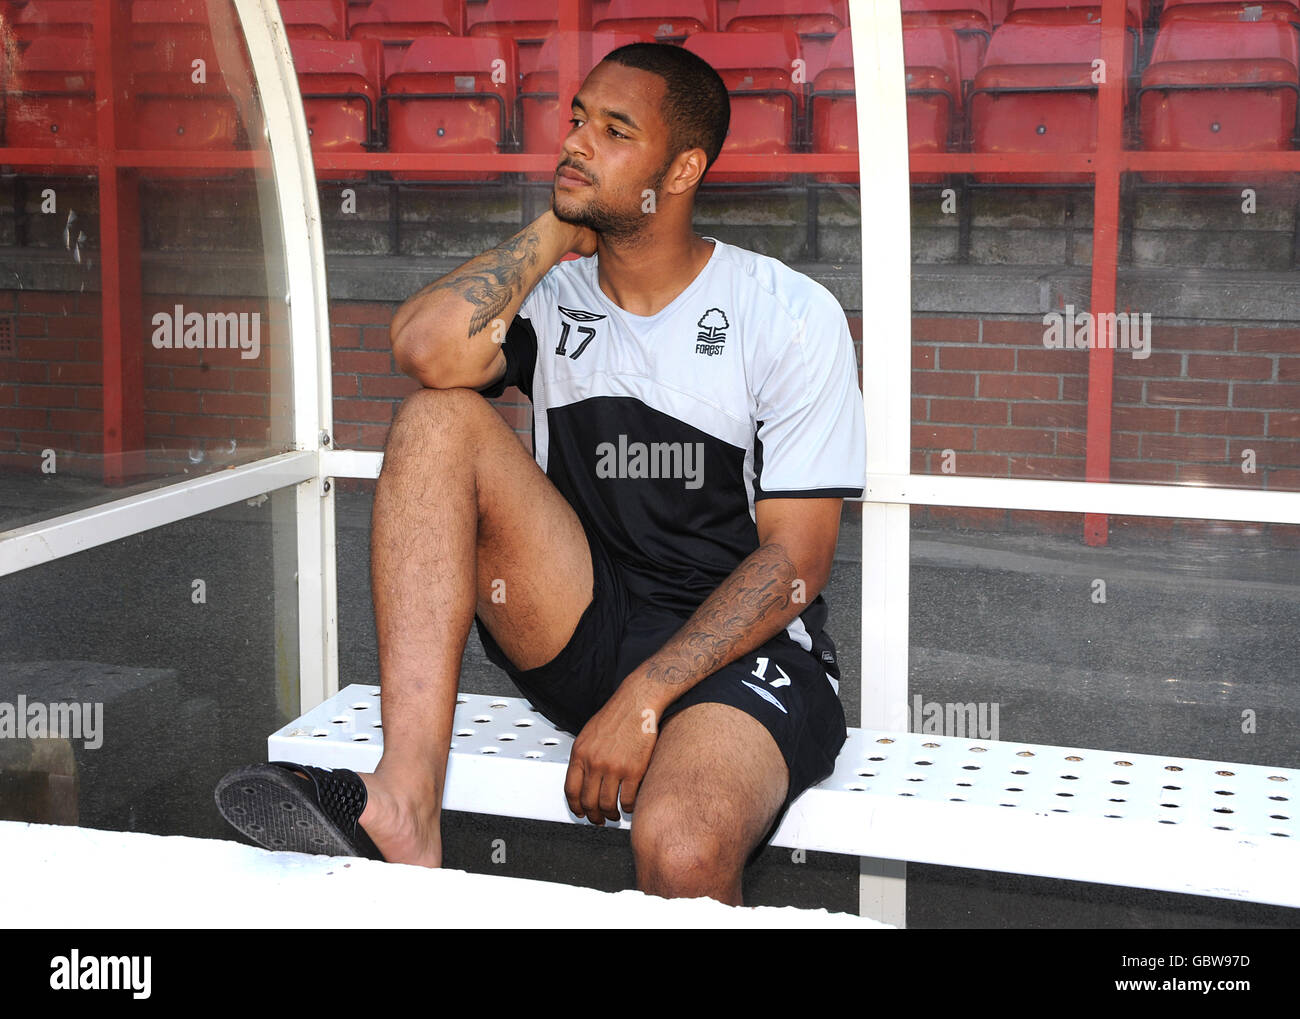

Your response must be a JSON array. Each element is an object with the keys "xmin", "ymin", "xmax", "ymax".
[
  {"xmin": 1186, "ymin": 354, "xmax": 1274, "ymax": 381},
  {"xmin": 1175, "ymin": 464, "xmax": 1261, "ymax": 488},
  {"xmin": 47, "ymin": 409, "xmax": 101, "ymax": 433},
  {"xmin": 364, "ymin": 326, "xmax": 394, "ymax": 351},
  {"xmin": 147, "ymin": 391, "xmax": 203, "ymax": 414},
  {"xmin": 912, "ymin": 345, "xmax": 935, "ymax": 370},
  {"xmin": 49, "ymin": 362, "xmax": 99, "ymax": 385},
  {"xmin": 45, "ymin": 315, "xmax": 100, "ymax": 339},
  {"xmin": 912, "ymin": 316, "xmax": 978, "ymax": 343},
  {"xmin": 1268, "ymin": 524, "xmax": 1300, "ymax": 547},
  {"xmin": 5, "ymin": 362, "xmax": 51, "ymax": 383},
  {"xmin": 330, "ymin": 325, "xmax": 362, "ymax": 349},
  {"xmin": 980, "ymin": 319, "xmax": 1044, "ymax": 345},
  {"xmin": 16, "ymin": 315, "xmax": 46, "ymax": 337},
  {"xmin": 332, "ymin": 422, "xmax": 392, "ymax": 450},
  {"xmin": 912, "ymin": 397, "xmax": 928, "ymax": 421},
  {"xmin": 1109, "ymin": 377, "xmax": 1145, "ymax": 404},
  {"xmin": 1011, "ymin": 403, "xmax": 1085, "ymax": 428},
  {"xmin": 18, "ymin": 386, "xmax": 77, "ymax": 408},
  {"xmin": 1232, "ymin": 438, "xmax": 1300, "ymax": 465},
  {"xmin": 74, "ymin": 432, "xmax": 103, "ymax": 454},
  {"xmin": 1056, "ymin": 431, "xmax": 1088, "ymax": 457},
  {"xmin": 1152, "ymin": 325, "xmax": 1234, "ymax": 351},
  {"xmin": 231, "ymin": 369, "xmax": 271, "ymax": 394},
  {"xmin": 17, "ymin": 339, "xmax": 76, "ymax": 360},
  {"xmin": 1015, "ymin": 348, "xmax": 1088, "ymax": 374},
  {"xmin": 1110, "ymin": 460, "xmax": 1179, "ymax": 482},
  {"xmin": 3, "ymin": 408, "xmax": 49, "ymax": 429},
  {"xmin": 911, "ymin": 450, "xmax": 927, "ymax": 473},
  {"xmin": 1112, "ymin": 432, "xmax": 1142, "ymax": 458},
  {"xmin": 975, "ymin": 426, "xmax": 1055, "ymax": 453},
  {"xmin": 1112, "ymin": 352, "xmax": 1185, "ymax": 378},
  {"xmin": 1147, "ymin": 381, "xmax": 1228, "ymax": 406},
  {"xmin": 847, "ymin": 318, "xmax": 863, "ymax": 342},
  {"xmin": 927, "ymin": 506, "xmax": 1009, "ymax": 529},
  {"xmin": 1009, "ymin": 509, "xmax": 1084, "ymax": 534},
  {"xmin": 335, "ymin": 399, "xmax": 398, "ymax": 423},
  {"xmin": 171, "ymin": 414, "xmax": 271, "ymax": 441},
  {"xmin": 1235, "ymin": 327, "xmax": 1300, "ymax": 353},
  {"xmin": 75, "ymin": 342, "xmax": 102, "ymax": 361},
  {"xmin": 1179, "ymin": 410, "xmax": 1265, "ymax": 437},
  {"xmin": 913, "ymin": 424, "xmax": 974, "ymax": 449},
  {"xmin": 929, "ymin": 398, "xmax": 1009, "ymax": 425},
  {"xmin": 939, "ymin": 346, "xmax": 1015, "ymax": 371},
  {"xmin": 1111, "ymin": 405, "xmax": 1177, "ymax": 432},
  {"xmin": 143, "ymin": 413, "xmax": 173, "ymax": 434},
  {"xmin": 329, "ymin": 302, "xmax": 398, "ymax": 326},
  {"xmin": 1267, "ymin": 469, "xmax": 1300, "ymax": 490},
  {"xmin": 1268, "ymin": 412, "xmax": 1300, "ymax": 437},
  {"xmin": 978, "ymin": 374, "xmax": 1059, "ymax": 400},
  {"xmin": 77, "ymin": 389, "xmax": 102, "ymax": 409},
  {"xmin": 360, "ymin": 375, "xmax": 421, "ymax": 399},
  {"xmin": 170, "ymin": 366, "xmax": 233, "ymax": 390},
  {"xmin": 1142, "ymin": 434, "xmax": 1226, "ymax": 461},
  {"xmin": 1277, "ymin": 357, "xmax": 1300, "ymax": 383},
  {"xmin": 938, "ymin": 452, "xmax": 1009, "ymax": 476},
  {"xmin": 1231, "ymin": 383, "xmax": 1300, "ymax": 409},
  {"xmin": 0, "ymin": 292, "xmax": 15, "ymax": 310},
  {"xmin": 205, "ymin": 393, "xmax": 269, "ymax": 416},
  {"xmin": 1111, "ymin": 514, "xmax": 1178, "ymax": 533},
  {"xmin": 1008, "ymin": 456, "xmax": 1085, "ymax": 480},
  {"xmin": 333, "ymin": 372, "xmax": 359, "ymax": 396},
  {"xmin": 18, "ymin": 292, "xmax": 76, "ymax": 314},
  {"xmin": 914, "ymin": 372, "xmax": 975, "ymax": 397},
  {"xmin": 332, "ymin": 350, "xmax": 394, "ymax": 375}
]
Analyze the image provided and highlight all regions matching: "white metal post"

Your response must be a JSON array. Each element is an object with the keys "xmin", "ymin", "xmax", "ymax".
[{"xmin": 852, "ymin": 0, "xmax": 912, "ymax": 927}]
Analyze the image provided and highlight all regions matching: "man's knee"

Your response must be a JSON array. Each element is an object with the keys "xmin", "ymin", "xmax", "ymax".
[{"xmin": 630, "ymin": 802, "xmax": 745, "ymax": 896}]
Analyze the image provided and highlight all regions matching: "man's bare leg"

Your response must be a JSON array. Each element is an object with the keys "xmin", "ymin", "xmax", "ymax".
[
  {"xmin": 356, "ymin": 386, "xmax": 594, "ymax": 866},
  {"xmin": 630, "ymin": 702, "xmax": 788, "ymax": 905}
]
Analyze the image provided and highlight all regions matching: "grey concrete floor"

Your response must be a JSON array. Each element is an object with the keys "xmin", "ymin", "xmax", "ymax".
[{"xmin": 2, "ymin": 472, "xmax": 1298, "ymax": 927}]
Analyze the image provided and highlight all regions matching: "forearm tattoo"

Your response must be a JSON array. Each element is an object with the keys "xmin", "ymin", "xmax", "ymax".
[
  {"xmin": 416, "ymin": 228, "xmax": 542, "ymax": 339},
  {"xmin": 644, "ymin": 543, "xmax": 800, "ymax": 688}
]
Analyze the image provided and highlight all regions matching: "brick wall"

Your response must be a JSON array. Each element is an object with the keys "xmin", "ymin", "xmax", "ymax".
[{"xmin": 5, "ymin": 294, "xmax": 1300, "ymax": 544}]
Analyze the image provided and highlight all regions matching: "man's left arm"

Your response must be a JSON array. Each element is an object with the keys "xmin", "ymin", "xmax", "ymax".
[{"xmin": 563, "ymin": 496, "xmax": 842, "ymax": 825}]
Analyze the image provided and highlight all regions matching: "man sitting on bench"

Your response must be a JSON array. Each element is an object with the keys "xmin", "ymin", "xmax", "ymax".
[{"xmin": 216, "ymin": 42, "xmax": 866, "ymax": 905}]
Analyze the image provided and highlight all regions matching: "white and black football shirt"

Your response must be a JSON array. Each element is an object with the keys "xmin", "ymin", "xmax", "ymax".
[{"xmin": 480, "ymin": 237, "xmax": 866, "ymax": 660}]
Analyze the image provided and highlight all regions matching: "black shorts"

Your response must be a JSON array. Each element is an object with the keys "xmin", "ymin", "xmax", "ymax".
[{"xmin": 473, "ymin": 521, "xmax": 848, "ymax": 854}]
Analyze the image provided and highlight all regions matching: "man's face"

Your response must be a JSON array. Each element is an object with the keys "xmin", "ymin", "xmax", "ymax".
[{"xmin": 552, "ymin": 61, "xmax": 677, "ymax": 240}]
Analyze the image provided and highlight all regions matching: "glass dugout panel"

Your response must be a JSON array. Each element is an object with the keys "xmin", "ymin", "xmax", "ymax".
[{"xmin": 0, "ymin": 0, "xmax": 295, "ymax": 533}]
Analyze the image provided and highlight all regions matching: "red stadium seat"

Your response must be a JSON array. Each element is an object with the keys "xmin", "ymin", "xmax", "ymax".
[
  {"xmin": 130, "ymin": 2, "xmax": 249, "ymax": 179},
  {"xmin": 520, "ymin": 32, "xmax": 649, "ymax": 180},
  {"xmin": 290, "ymin": 38, "xmax": 382, "ymax": 180},
  {"xmin": 969, "ymin": 23, "xmax": 1132, "ymax": 183},
  {"xmin": 593, "ymin": 0, "xmax": 713, "ymax": 42},
  {"xmin": 1004, "ymin": 0, "xmax": 1145, "ymax": 52},
  {"xmin": 12, "ymin": 1, "xmax": 93, "ymax": 44},
  {"xmin": 383, "ymin": 36, "xmax": 517, "ymax": 182},
  {"xmin": 724, "ymin": 0, "xmax": 849, "ymax": 81},
  {"xmin": 684, "ymin": 30, "xmax": 803, "ymax": 183},
  {"xmin": 465, "ymin": 0, "xmax": 557, "ymax": 77},
  {"xmin": 4, "ymin": 36, "xmax": 97, "ymax": 171},
  {"xmin": 348, "ymin": 0, "xmax": 461, "ymax": 79},
  {"xmin": 904, "ymin": 26, "xmax": 963, "ymax": 183},
  {"xmin": 1138, "ymin": 19, "xmax": 1300, "ymax": 183},
  {"xmin": 1158, "ymin": 0, "xmax": 1299, "ymax": 25},
  {"xmin": 901, "ymin": 0, "xmax": 992, "ymax": 89},
  {"xmin": 809, "ymin": 27, "xmax": 857, "ymax": 183},
  {"xmin": 278, "ymin": 0, "xmax": 347, "ymax": 40}
]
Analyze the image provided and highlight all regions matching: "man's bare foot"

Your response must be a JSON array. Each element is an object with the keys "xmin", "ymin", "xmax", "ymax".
[{"xmin": 355, "ymin": 769, "xmax": 443, "ymax": 868}]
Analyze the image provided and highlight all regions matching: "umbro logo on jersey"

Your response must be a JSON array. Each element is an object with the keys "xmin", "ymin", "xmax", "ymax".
[
  {"xmin": 695, "ymin": 308, "xmax": 729, "ymax": 357},
  {"xmin": 556, "ymin": 305, "xmax": 606, "ymax": 359}
]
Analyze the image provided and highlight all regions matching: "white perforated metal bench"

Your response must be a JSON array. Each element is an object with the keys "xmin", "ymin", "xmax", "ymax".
[{"xmin": 270, "ymin": 683, "xmax": 1300, "ymax": 909}]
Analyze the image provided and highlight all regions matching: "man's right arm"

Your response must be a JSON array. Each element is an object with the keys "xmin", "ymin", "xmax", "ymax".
[{"xmin": 389, "ymin": 210, "xmax": 596, "ymax": 390}]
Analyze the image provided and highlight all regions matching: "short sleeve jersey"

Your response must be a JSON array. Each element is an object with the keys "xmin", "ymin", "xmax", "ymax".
[{"xmin": 479, "ymin": 238, "xmax": 866, "ymax": 658}]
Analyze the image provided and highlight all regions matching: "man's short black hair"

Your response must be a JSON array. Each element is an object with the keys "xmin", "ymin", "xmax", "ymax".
[{"xmin": 600, "ymin": 42, "xmax": 730, "ymax": 174}]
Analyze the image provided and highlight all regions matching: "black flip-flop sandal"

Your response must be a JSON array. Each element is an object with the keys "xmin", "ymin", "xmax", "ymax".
[{"xmin": 214, "ymin": 761, "xmax": 385, "ymax": 861}]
